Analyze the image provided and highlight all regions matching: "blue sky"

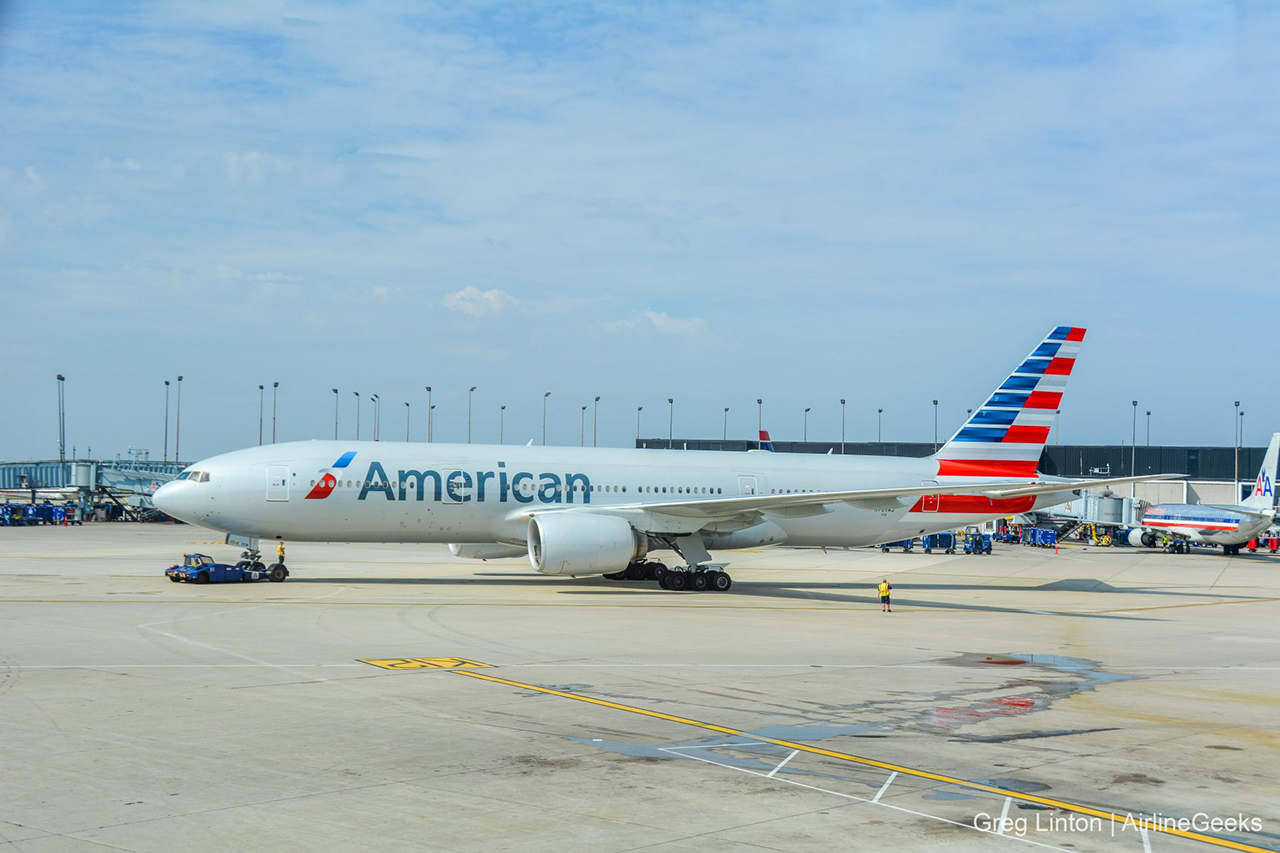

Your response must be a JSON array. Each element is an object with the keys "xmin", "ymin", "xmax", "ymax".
[{"xmin": 2, "ymin": 1, "xmax": 1277, "ymax": 461}]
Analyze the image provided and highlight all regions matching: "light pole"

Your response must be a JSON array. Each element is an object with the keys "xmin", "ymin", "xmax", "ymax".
[
  {"xmin": 1146, "ymin": 410, "xmax": 1151, "ymax": 446},
  {"xmin": 500, "ymin": 405, "xmax": 506, "ymax": 445},
  {"xmin": 175, "ymin": 376, "xmax": 183, "ymax": 462},
  {"xmin": 877, "ymin": 408, "xmax": 883, "ymax": 442},
  {"xmin": 932, "ymin": 399, "xmax": 938, "ymax": 450},
  {"xmin": 56, "ymin": 374, "xmax": 66, "ymax": 463},
  {"xmin": 636, "ymin": 406, "xmax": 642, "ymax": 441},
  {"xmin": 667, "ymin": 398, "xmax": 673, "ymax": 449},
  {"xmin": 593, "ymin": 396, "xmax": 600, "ymax": 448},
  {"xmin": 723, "ymin": 407, "xmax": 729, "ymax": 441},
  {"xmin": 163, "ymin": 380, "xmax": 170, "ymax": 463},
  {"xmin": 404, "ymin": 401, "xmax": 410, "ymax": 441},
  {"xmin": 258, "ymin": 384, "xmax": 264, "ymax": 445},
  {"xmin": 271, "ymin": 381, "xmax": 279, "ymax": 443},
  {"xmin": 353, "ymin": 391, "xmax": 360, "ymax": 440},
  {"xmin": 1240, "ymin": 409, "xmax": 1246, "ymax": 499},
  {"xmin": 468, "ymin": 386, "xmax": 476, "ymax": 443},
  {"xmin": 1130, "ymin": 400, "xmax": 1137, "ymax": 476},
  {"xmin": 1235, "ymin": 400, "xmax": 1240, "ymax": 493},
  {"xmin": 424, "ymin": 387, "xmax": 432, "ymax": 442},
  {"xmin": 372, "ymin": 394, "xmax": 379, "ymax": 440},
  {"xmin": 332, "ymin": 389, "xmax": 339, "ymax": 440},
  {"xmin": 542, "ymin": 392, "xmax": 551, "ymax": 445},
  {"xmin": 840, "ymin": 398, "xmax": 846, "ymax": 455},
  {"xmin": 580, "ymin": 406, "xmax": 586, "ymax": 446},
  {"xmin": 1054, "ymin": 409, "xmax": 1060, "ymax": 445},
  {"xmin": 756, "ymin": 398, "xmax": 763, "ymax": 435},
  {"xmin": 803, "ymin": 407, "xmax": 810, "ymax": 442}
]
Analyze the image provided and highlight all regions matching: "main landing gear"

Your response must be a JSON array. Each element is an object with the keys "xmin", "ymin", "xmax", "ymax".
[{"xmin": 604, "ymin": 561, "xmax": 733, "ymax": 592}]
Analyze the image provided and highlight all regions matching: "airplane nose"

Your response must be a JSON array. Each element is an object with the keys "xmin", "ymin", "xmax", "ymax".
[{"xmin": 153, "ymin": 482, "xmax": 179, "ymax": 517}]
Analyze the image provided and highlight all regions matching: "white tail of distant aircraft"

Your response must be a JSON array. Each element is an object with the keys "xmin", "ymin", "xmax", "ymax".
[{"xmin": 154, "ymin": 325, "xmax": 1169, "ymax": 590}]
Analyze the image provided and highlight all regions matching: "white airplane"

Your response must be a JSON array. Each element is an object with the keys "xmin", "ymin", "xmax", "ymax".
[
  {"xmin": 1126, "ymin": 433, "xmax": 1278, "ymax": 555},
  {"xmin": 154, "ymin": 325, "xmax": 1168, "ymax": 591}
]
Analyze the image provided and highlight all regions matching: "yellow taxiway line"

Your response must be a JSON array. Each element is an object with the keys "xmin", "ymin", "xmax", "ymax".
[{"xmin": 451, "ymin": 668, "xmax": 1273, "ymax": 853}]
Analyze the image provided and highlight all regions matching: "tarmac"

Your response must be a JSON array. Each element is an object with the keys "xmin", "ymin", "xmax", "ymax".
[{"xmin": 1, "ymin": 524, "xmax": 1278, "ymax": 852}]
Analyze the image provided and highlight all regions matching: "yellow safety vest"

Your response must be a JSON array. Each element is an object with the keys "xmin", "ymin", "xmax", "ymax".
[{"xmin": 878, "ymin": 582, "xmax": 889, "ymax": 596}]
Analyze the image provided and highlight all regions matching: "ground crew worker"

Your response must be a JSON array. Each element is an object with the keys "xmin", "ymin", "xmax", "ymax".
[
  {"xmin": 277, "ymin": 540, "xmax": 286, "ymax": 565},
  {"xmin": 878, "ymin": 578, "xmax": 892, "ymax": 612}
]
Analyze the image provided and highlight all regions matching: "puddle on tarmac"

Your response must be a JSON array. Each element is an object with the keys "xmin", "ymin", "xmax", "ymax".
[{"xmin": 926, "ymin": 652, "xmax": 1139, "ymax": 732}]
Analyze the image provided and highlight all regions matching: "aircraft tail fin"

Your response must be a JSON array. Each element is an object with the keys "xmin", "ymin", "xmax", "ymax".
[
  {"xmin": 932, "ymin": 325, "xmax": 1085, "ymax": 478},
  {"xmin": 758, "ymin": 430, "xmax": 775, "ymax": 452},
  {"xmin": 1242, "ymin": 432, "xmax": 1279, "ymax": 510}
]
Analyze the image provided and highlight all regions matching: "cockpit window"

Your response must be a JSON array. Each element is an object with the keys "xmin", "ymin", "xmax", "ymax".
[
  {"xmin": 175, "ymin": 471, "xmax": 191, "ymax": 481},
  {"xmin": 178, "ymin": 470, "xmax": 210, "ymax": 483},
  {"xmin": 195, "ymin": 472, "xmax": 210, "ymax": 483}
]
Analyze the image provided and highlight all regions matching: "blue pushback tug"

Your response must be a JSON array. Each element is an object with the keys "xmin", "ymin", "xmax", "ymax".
[{"xmin": 165, "ymin": 553, "xmax": 287, "ymax": 584}]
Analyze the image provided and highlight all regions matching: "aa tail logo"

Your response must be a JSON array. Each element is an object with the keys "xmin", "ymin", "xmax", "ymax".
[
  {"xmin": 1257, "ymin": 473, "xmax": 1273, "ymax": 500},
  {"xmin": 305, "ymin": 451, "xmax": 357, "ymax": 500}
]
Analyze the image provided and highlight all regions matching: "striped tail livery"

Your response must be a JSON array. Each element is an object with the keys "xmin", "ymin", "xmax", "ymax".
[{"xmin": 933, "ymin": 325, "xmax": 1085, "ymax": 479}]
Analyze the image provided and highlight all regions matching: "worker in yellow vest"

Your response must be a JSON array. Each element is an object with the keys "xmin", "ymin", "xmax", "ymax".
[
  {"xmin": 277, "ymin": 540, "xmax": 286, "ymax": 566},
  {"xmin": 878, "ymin": 578, "xmax": 892, "ymax": 612}
]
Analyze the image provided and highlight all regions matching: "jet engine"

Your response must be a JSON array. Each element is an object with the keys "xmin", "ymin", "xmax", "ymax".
[
  {"xmin": 528, "ymin": 513, "xmax": 648, "ymax": 576},
  {"xmin": 1126, "ymin": 529, "xmax": 1157, "ymax": 548},
  {"xmin": 449, "ymin": 543, "xmax": 529, "ymax": 560}
]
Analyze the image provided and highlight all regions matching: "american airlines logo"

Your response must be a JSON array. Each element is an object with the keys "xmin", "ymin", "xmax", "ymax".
[
  {"xmin": 307, "ymin": 453, "xmax": 591, "ymax": 505},
  {"xmin": 1256, "ymin": 472, "xmax": 1273, "ymax": 499}
]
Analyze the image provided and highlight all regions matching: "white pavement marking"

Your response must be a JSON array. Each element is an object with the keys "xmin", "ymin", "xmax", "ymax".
[
  {"xmin": 873, "ymin": 771, "xmax": 897, "ymax": 803},
  {"xmin": 997, "ymin": 797, "xmax": 1013, "ymax": 835},
  {"xmin": 765, "ymin": 749, "xmax": 799, "ymax": 778},
  {"xmin": 1142, "ymin": 827, "xmax": 1152, "ymax": 853},
  {"xmin": 674, "ymin": 741, "xmax": 767, "ymax": 749},
  {"xmin": 658, "ymin": 747, "xmax": 1074, "ymax": 853}
]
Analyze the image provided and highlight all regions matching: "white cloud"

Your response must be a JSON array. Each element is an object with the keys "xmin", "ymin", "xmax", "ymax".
[
  {"xmin": 599, "ymin": 310, "xmax": 709, "ymax": 338},
  {"xmin": 97, "ymin": 158, "xmax": 142, "ymax": 171},
  {"xmin": 222, "ymin": 151, "xmax": 290, "ymax": 186},
  {"xmin": 442, "ymin": 286, "xmax": 517, "ymax": 317}
]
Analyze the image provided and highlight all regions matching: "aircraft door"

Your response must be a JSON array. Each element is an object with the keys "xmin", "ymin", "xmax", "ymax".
[
  {"xmin": 266, "ymin": 466, "xmax": 290, "ymax": 501},
  {"xmin": 738, "ymin": 475, "xmax": 758, "ymax": 495},
  {"xmin": 921, "ymin": 480, "xmax": 939, "ymax": 512}
]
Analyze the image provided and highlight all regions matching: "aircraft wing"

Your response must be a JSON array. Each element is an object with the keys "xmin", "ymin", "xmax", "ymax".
[{"xmin": 525, "ymin": 474, "xmax": 1179, "ymax": 523}]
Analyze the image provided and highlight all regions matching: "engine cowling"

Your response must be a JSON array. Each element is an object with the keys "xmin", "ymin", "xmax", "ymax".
[
  {"xmin": 528, "ymin": 513, "xmax": 647, "ymax": 576},
  {"xmin": 449, "ymin": 542, "xmax": 529, "ymax": 560},
  {"xmin": 1126, "ymin": 529, "xmax": 1157, "ymax": 548}
]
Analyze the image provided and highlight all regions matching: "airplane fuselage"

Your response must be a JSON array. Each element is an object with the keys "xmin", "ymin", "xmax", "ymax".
[
  {"xmin": 1141, "ymin": 504, "xmax": 1273, "ymax": 546},
  {"xmin": 156, "ymin": 440, "xmax": 1077, "ymax": 549}
]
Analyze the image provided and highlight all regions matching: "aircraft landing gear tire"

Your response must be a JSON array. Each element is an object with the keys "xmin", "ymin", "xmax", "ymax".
[
  {"xmin": 268, "ymin": 564, "xmax": 287, "ymax": 582},
  {"xmin": 667, "ymin": 572, "xmax": 689, "ymax": 591},
  {"xmin": 625, "ymin": 563, "xmax": 647, "ymax": 581},
  {"xmin": 252, "ymin": 561, "xmax": 265, "ymax": 572},
  {"xmin": 602, "ymin": 571, "xmax": 626, "ymax": 580},
  {"xmin": 650, "ymin": 564, "xmax": 668, "ymax": 583},
  {"xmin": 710, "ymin": 571, "xmax": 732, "ymax": 591},
  {"xmin": 691, "ymin": 573, "xmax": 710, "ymax": 591}
]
